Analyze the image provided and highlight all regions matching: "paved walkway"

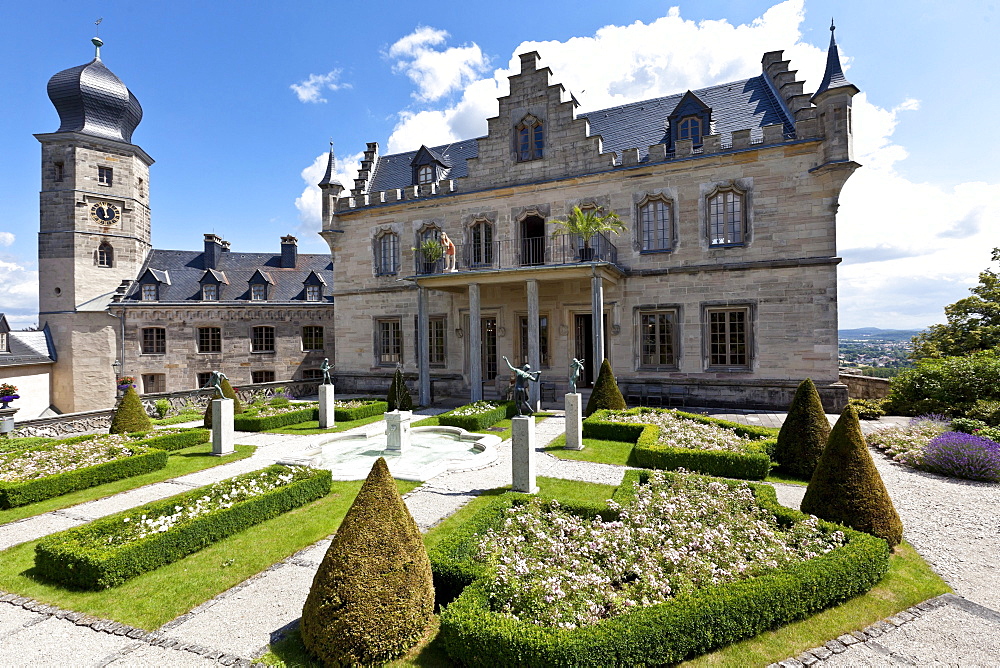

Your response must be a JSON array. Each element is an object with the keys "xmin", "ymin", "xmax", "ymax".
[{"xmin": 0, "ymin": 409, "xmax": 997, "ymax": 666}]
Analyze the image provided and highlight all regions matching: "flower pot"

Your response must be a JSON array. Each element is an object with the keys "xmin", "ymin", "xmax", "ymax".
[{"xmin": 579, "ymin": 247, "xmax": 595, "ymax": 261}]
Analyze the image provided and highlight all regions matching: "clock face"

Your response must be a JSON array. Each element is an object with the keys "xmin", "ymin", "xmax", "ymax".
[{"xmin": 90, "ymin": 201, "xmax": 121, "ymax": 225}]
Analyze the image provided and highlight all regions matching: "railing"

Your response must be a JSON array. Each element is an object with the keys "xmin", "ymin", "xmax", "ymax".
[{"xmin": 413, "ymin": 233, "xmax": 620, "ymax": 275}]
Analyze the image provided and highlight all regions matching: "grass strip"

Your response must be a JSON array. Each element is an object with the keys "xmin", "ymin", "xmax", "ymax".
[
  {"xmin": 543, "ymin": 434, "xmax": 635, "ymax": 466},
  {"xmin": 151, "ymin": 412, "xmax": 204, "ymax": 426},
  {"xmin": 0, "ymin": 478, "xmax": 419, "ymax": 630},
  {"xmin": 412, "ymin": 414, "xmax": 551, "ymax": 442},
  {"xmin": 264, "ymin": 413, "xmax": 386, "ymax": 435},
  {"xmin": 0, "ymin": 444, "xmax": 254, "ymax": 525}
]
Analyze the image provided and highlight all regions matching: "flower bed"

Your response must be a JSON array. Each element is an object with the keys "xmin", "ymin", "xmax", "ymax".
[
  {"xmin": 438, "ymin": 401, "xmax": 516, "ymax": 431},
  {"xmin": 136, "ymin": 428, "xmax": 210, "ymax": 452},
  {"xmin": 584, "ymin": 408, "xmax": 773, "ymax": 479},
  {"xmin": 868, "ymin": 416, "xmax": 1000, "ymax": 482},
  {"xmin": 35, "ymin": 464, "xmax": 331, "ymax": 589},
  {"xmin": 233, "ymin": 399, "xmax": 388, "ymax": 431},
  {"xmin": 432, "ymin": 470, "xmax": 890, "ymax": 666},
  {"xmin": 866, "ymin": 416, "xmax": 950, "ymax": 468}
]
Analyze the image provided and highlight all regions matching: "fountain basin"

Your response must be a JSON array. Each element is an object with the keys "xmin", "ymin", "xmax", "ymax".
[{"xmin": 278, "ymin": 424, "xmax": 501, "ymax": 481}]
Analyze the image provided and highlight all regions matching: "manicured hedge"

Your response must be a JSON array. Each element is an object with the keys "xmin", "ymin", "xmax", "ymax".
[
  {"xmin": 438, "ymin": 402, "xmax": 517, "ymax": 432},
  {"xmin": 233, "ymin": 400, "xmax": 388, "ymax": 431},
  {"xmin": 335, "ymin": 399, "xmax": 389, "ymax": 422},
  {"xmin": 434, "ymin": 472, "xmax": 890, "ymax": 667},
  {"xmin": 35, "ymin": 465, "xmax": 332, "ymax": 589},
  {"xmin": 583, "ymin": 409, "xmax": 774, "ymax": 480},
  {"xmin": 133, "ymin": 428, "xmax": 210, "ymax": 452},
  {"xmin": 0, "ymin": 445, "xmax": 167, "ymax": 509}
]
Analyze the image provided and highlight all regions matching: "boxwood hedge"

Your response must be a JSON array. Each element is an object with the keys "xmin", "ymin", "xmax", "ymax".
[
  {"xmin": 433, "ymin": 471, "xmax": 890, "ymax": 666},
  {"xmin": 35, "ymin": 465, "xmax": 332, "ymax": 589},
  {"xmin": 233, "ymin": 400, "xmax": 388, "ymax": 431},
  {"xmin": 438, "ymin": 402, "xmax": 516, "ymax": 432},
  {"xmin": 335, "ymin": 399, "xmax": 389, "ymax": 422},
  {"xmin": 134, "ymin": 428, "xmax": 210, "ymax": 452}
]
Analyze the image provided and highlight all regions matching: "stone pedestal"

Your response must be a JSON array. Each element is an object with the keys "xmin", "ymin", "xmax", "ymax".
[
  {"xmin": 385, "ymin": 410, "xmax": 412, "ymax": 453},
  {"xmin": 318, "ymin": 384, "xmax": 335, "ymax": 429},
  {"xmin": 564, "ymin": 393, "xmax": 583, "ymax": 450},
  {"xmin": 512, "ymin": 415, "xmax": 538, "ymax": 494},
  {"xmin": 211, "ymin": 398, "xmax": 235, "ymax": 456}
]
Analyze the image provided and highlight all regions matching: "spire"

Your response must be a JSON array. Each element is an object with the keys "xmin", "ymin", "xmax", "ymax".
[
  {"xmin": 318, "ymin": 141, "xmax": 342, "ymax": 188},
  {"xmin": 92, "ymin": 36, "xmax": 103, "ymax": 60},
  {"xmin": 811, "ymin": 19, "xmax": 858, "ymax": 102}
]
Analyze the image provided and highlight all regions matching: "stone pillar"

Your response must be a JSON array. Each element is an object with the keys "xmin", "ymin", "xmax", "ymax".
[
  {"xmin": 385, "ymin": 410, "xmax": 412, "ymax": 452},
  {"xmin": 526, "ymin": 278, "xmax": 541, "ymax": 410},
  {"xmin": 211, "ymin": 398, "xmax": 235, "ymax": 456},
  {"xmin": 417, "ymin": 287, "xmax": 431, "ymax": 406},
  {"xmin": 511, "ymin": 415, "xmax": 538, "ymax": 493},
  {"xmin": 591, "ymin": 273, "xmax": 605, "ymax": 381},
  {"xmin": 469, "ymin": 283, "xmax": 482, "ymax": 401},
  {"xmin": 564, "ymin": 393, "xmax": 583, "ymax": 450},
  {"xmin": 318, "ymin": 384, "xmax": 335, "ymax": 429}
]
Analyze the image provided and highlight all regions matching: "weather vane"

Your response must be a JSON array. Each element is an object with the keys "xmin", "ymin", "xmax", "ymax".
[{"xmin": 95, "ymin": 17, "xmax": 103, "ymax": 36}]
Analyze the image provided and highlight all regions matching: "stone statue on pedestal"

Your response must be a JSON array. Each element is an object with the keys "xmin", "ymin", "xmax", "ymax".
[
  {"xmin": 320, "ymin": 358, "xmax": 333, "ymax": 385},
  {"xmin": 502, "ymin": 356, "xmax": 541, "ymax": 416}
]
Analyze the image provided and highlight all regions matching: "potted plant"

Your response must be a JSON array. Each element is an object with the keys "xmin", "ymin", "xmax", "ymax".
[
  {"xmin": 413, "ymin": 238, "xmax": 445, "ymax": 273},
  {"xmin": 117, "ymin": 375, "xmax": 136, "ymax": 391},
  {"xmin": 0, "ymin": 383, "xmax": 19, "ymax": 409},
  {"xmin": 549, "ymin": 206, "xmax": 625, "ymax": 261}
]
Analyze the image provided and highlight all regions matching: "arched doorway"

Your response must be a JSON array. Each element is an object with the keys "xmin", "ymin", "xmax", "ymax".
[{"xmin": 520, "ymin": 215, "xmax": 545, "ymax": 266}]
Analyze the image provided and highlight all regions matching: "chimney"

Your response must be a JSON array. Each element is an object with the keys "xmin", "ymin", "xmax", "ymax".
[
  {"xmin": 281, "ymin": 235, "xmax": 298, "ymax": 268},
  {"xmin": 203, "ymin": 234, "xmax": 224, "ymax": 269}
]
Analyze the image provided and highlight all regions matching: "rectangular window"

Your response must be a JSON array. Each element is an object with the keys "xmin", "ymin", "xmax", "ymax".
[
  {"xmin": 98, "ymin": 166, "xmax": 113, "ymax": 186},
  {"xmin": 202, "ymin": 284, "xmax": 218, "ymax": 301},
  {"xmin": 54, "ymin": 162, "xmax": 64, "ymax": 182},
  {"xmin": 141, "ymin": 327, "xmax": 166, "ymax": 355},
  {"xmin": 302, "ymin": 368, "xmax": 324, "ymax": 381},
  {"xmin": 142, "ymin": 373, "xmax": 165, "ymax": 393},
  {"xmin": 137, "ymin": 177, "xmax": 144, "ymax": 197},
  {"xmin": 196, "ymin": 372, "xmax": 213, "ymax": 389},
  {"xmin": 251, "ymin": 284, "xmax": 267, "ymax": 301},
  {"xmin": 377, "ymin": 319, "xmax": 402, "ymax": 365},
  {"xmin": 639, "ymin": 199, "xmax": 672, "ymax": 251},
  {"xmin": 251, "ymin": 325, "xmax": 275, "ymax": 353},
  {"xmin": 707, "ymin": 307, "xmax": 750, "ymax": 368},
  {"xmin": 252, "ymin": 370, "xmax": 276, "ymax": 384},
  {"xmin": 518, "ymin": 315, "xmax": 550, "ymax": 367},
  {"xmin": 376, "ymin": 234, "xmax": 399, "ymax": 276},
  {"xmin": 0, "ymin": 332, "xmax": 8, "ymax": 352},
  {"xmin": 141, "ymin": 283, "xmax": 158, "ymax": 301},
  {"xmin": 302, "ymin": 325, "xmax": 324, "ymax": 351},
  {"xmin": 197, "ymin": 327, "xmax": 221, "ymax": 353},
  {"xmin": 429, "ymin": 317, "xmax": 446, "ymax": 366},
  {"xmin": 638, "ymin": 310, "xmax": 677, "ymax": 368},
  {"xmin": 305, "ymin": 285, "xmax": 322, "ymax": 302},
  {"xmin": 709, "ymin": 190, "xmax": 745, "ymax": 246}
]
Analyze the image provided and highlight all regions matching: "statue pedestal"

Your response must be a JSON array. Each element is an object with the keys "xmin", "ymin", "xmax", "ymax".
[
  {"xmin": 318, "ymin": 384, "xmax": 335, "ymax": 429},
  {"xmin": 512, "ymin": 415, "xmax": 538, "ymax": 493},
  {"xmin": 211, "ymin": 398, "xmax": 235, "ymax": 456},
  {"xmin": 564, "ymin": 393, "xmax": 583, "ymax": 450},
  {"xmin": 385, "ymin": 410, "xmax": 412, "ymax": 452}
]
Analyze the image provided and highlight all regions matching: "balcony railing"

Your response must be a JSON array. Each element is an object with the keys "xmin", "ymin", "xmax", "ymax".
[{"xmin": 413, "ymin": 233, "xmax": 620, "ymax": 275}]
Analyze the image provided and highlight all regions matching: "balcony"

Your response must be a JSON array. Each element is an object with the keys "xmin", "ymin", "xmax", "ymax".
[{"xmin": 413, "ymin": 233, "xmax": 622, "ymax": 276}]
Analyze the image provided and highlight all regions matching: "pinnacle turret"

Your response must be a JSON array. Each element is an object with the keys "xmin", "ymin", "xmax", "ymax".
[{"xmin": 811, "ymin": 20, "xmax": 859, "ymax": 102}]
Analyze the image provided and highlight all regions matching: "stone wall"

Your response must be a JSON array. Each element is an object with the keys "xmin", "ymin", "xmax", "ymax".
[{"xmin": 839, "ymin": 373, "xmax": 892, "ymax": 400}]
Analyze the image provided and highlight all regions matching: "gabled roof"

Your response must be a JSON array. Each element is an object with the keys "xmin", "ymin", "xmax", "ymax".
[
  {"xmin": 200, "ymin": 268, "xmax": 229, "ymax": 284},
  {"xmin": 139, "ymin": 268, "xmax": 170, "ymax": 284},
  {"xmin": 0, "ymin": 314, "xmax": 8, "ymax": 335},
  {"xmin": 0, "ymin": 328, "xmax": 56, "ymax": 368},
  {"xmin": 410, "ymin": 145, "xmax": 451, "ymax": 168},
  {"xmin": 248, "ymin": 269, "xmax": 274, "ymax": 285},
  {"xmin": 668, "ymin": 90, "xmax": 711, "ymax": 118},
  {"xmin": 303, "ymin": 270, "xmax": 327, "ymax": 286}
]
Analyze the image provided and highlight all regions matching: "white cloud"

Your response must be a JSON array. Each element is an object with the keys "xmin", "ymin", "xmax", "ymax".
[
  {"xmin": 0, "ymin": 232, "xmax": 14, "ymax": 247},
  {"xmin": 0, "ymin": 258, "xmax": 38, "ymax": 317},
  {"xmin": 387, "ymin": 26, "xmax": 489, "ymax": 103},
  {"xmin": 290, "ymin": 69, "xmax": 351, "ymax": 104},
  {"xmin": 294, "ymin": 149, "xmax": 363, "ymax": 238}
]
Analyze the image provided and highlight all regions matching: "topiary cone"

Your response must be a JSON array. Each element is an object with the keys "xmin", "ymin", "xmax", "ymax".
[
  {"xmin": 800, "ymin": 404, "xmax": 903, "ymax": 547},
  {"xmin": 203, "ymin": 377, "xmax": 243, "ymax": 428},
  {"xmin": 775, "ymin": 378, "xmax": 831, "ymax": 479},
  {"xmin": 301, "ymin": 457, "xmax": 433, "ymax": 665},
  {"xmin": 386, "ymin": 368, "xmax": 413, "ymax": 411},
  {"xmin": 109, "ymin": 385, "xmax": 152, "ymax": 434},
  {"xmin": 584, "ymin": 358, "xmax": 626, "ymax": 417}
]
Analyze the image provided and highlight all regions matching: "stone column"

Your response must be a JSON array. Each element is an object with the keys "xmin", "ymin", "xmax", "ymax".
[
  {"xmin": 591, "ymin": 272, "xmax": 605, "ymax": 380},
  {"xmin": 511, "ymin": 415, "xmax": 538, "ymax": 493},
  {"xmin": 211, "ymin": 398, "xmax": 235, "ymax": 456},
  {"xmin": 526, "ymin": 278, "xmax": 541, "ymax": 410},
  {"xmin": 469, "ymin": 283, "xmax": 482, "ymax": 401},
  {"xmin": 417, "ymin": 286, "xmax": 431, "ymax": 406},
  {"xmin": 564, "ymin": 393, "xmax": 583, "ymax": 450},
  {"xmin": 318, "ymin": 384, "xmax": 335, "ymax": 429}
]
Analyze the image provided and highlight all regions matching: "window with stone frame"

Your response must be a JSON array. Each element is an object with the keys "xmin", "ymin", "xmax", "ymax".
[
  {"xmin": 197, "ymin": 327, "xmax": 222, "ymax": 353},
  {"xmin": 708, "ymin": 188, "xmax": 746, "ymax": 246},
  {"xmin": 251, "ymin": 370, "xmax": 276, "ymax": 384},
  {"xmin": 518, "ymin": 315, "xmax": 550, "ymax": 368},
  {"xmin": 98, "ymin": 166, "xmax": 113, "ymax": 186},
  {"xmin": 638, "ymin": 197, "xmax": 673, "ymax": 252},
  {"xmin": 375, "ymin": 231, "xmax": 400, "ymax": 276},
  {"xmin": 678, "ymin": 116, "xmax": 703, "ymax": 145},
  {"xmin": 416, "ymin": 164, "xmax": 434, "ymax": 185},
  {"xmin": 516, "ymin": 115, "xmax": 544, "ymax": 161},
  {"xmin": 302, "ymin": 368, "xmax": 324, "ymax": 381},
  {"xmin": 202, "ymin": 283, "xmax": 218, "ymax": 301},
  {"xmin": 97, "ymin": 242, "xmax": 114, "ymax": 268},
  {"xmin": 429, "ymin": 316, "xmax": 446, "ymax": 366},
  {"xmin": 251, "ymin": 325, "xmax": 275, "ymax": 353},
  {"xmin": 54, "ymin": 162, "xmax": 64, "ymax": 182},
  {"xmin": 302, "ymin": 326, "xmax": 324, "ymax": 351},
  {"xmin": 142, "ymin": 373, "xmax": 165, "ymax": 393},
  {"xmin": 0, "ymin": 332, "xmax": 8, "ymax": 353},
  {"xmin": 706, "ymin": 306, "xmax": 751, "ymax": 369},
  {"xmin": 470, "ymin": 220, "xmax": 494, "ymax": 266},
  {"xmin": 638, "ymin": 309, "xmax": 678, "ymax": 369},
  {"xmin": 141, "ymin": 328, "xmax": 166, "ymax": 355},
  {"xmin": 141, "ymin": 283, "xmax": 158, "ymax": 301},
  {"xmin": 305, "ymin": 285, "xmax": 322, "ymax": 302},
  {"xmin": 250, "ymin": 283, "xmax": 267, "ymax": 301},
  {"xmin": 376, "ymin": 318, "xmax": 402, "ymax": 365},
  {"xmin": 196, "ymin": 372, "xmax": 213, "ymax": 389}
]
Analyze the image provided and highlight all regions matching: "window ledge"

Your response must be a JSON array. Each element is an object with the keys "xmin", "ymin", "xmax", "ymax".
[
  {"xmin": 639, "ymin": 248, "xmax": 673, "ymax": 255},
  {"xmin": 708, "ymin": 243, "xmax": 746, "ymax": 249}
]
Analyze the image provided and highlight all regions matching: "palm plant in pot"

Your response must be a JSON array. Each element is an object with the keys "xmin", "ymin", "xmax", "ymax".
[
  {"xmin": 549, "ymin": 206, "xmax": 625, "ymax": 261},
  {"xmin": 414, "ymin": 238, "xmax": 445, "ymax": 274}
]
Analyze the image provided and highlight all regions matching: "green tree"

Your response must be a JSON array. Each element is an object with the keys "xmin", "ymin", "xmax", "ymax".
[
  {"xmin": 774, "ymin": 378, "xmax": 831, "ymax": 480},
  {"xmin": 387, "ymin": 367, "xmax": 413, "ymax": 411},
  {"xmin": 109, "ymin": 386, "xmax": 152, "ymax": 434},
  {"xmin": 912, "ymin": 247, "xmax": 1000, "ymax": 358},
  {"xmin": 584, "ymin": 358, "xmax": 627, "ymax": 417}
]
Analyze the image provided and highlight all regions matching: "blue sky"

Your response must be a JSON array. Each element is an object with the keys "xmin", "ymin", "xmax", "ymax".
[{"xmin": 1, "ymin": 0, "xmax": 997, "ymax": 330}]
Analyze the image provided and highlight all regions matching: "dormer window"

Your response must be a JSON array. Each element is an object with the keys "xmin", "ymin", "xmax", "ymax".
[
  {"xmin": 416, "ymin": 165, "xmax": 434, "ymax": 185},
  {"xmin": 516, "ymin": 115, "xmax": 544, "ymax": 161},
  {"xmin": 251, "ymin": 284, "xmax": 267, "ymax": 301},
  {"xmin": 141, "ymin": 283, "xmax": 158, "ymax": 301},
  {"xmin": 305, "ymin": 285, "xmax": 321, "ymax": 302},
  {"xmin": 678, "ymin": 116, "xmax": 702, "ymax": 145},
  {"xmin": 202, "ymin": 284, "xmax": 218, "ymax": 301},
  {"xmin": 667, "ymin": 91, "xmax": 711, "ymax": 151},
  {"xmin": 0, "ymin": 332, "xmax": 8, "ymax": 353}
]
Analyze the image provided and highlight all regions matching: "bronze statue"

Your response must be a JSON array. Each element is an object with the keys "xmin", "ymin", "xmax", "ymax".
[
  {"xmin": 202, "ymin": 370, "xmax": 228, "ymax": 396},
  {"xmin": 502, "ymin": 356, "xmax": 541, "ymax": 416},
  {"xmin": 320, "ymin": 358, "xmax": 333, "ymax": 385},
  {"xmin": 569, "ymin": 357, "xmax": 585, "ymax": 395}
]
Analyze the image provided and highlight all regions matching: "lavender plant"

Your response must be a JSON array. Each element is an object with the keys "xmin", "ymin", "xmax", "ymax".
[
  {"xmin": 921, "ymin": 431, "xmax": 1000, "ymax": 482},
  {"xmin": 866, "ymin": 415, "xmax": 950, "ymax": 467}
]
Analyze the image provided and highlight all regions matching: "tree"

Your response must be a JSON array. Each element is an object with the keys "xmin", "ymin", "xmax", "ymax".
[
  {"xmin": 387, "ymin": 367, "xmax": 413, "ymax": 411},
  {"xmin": 584, "ymin": 358, "xmax": 627, "ymax": 417},
  {"xmin": 203, "ymin": 377, "xmax": 243, "ymax": 428},
  {"xmin": 109, "ymin": 386, "xmax": 152, "ymax": 434},
  {"xmin": 774, "ymin": 378, "xmax": 831, "ymax": 479},
  {"xmin": 800, "ymin": 405, "xmax": 903, "ymax": 548},
  {"xmin": 301, "ymin": 457, "xmax": 433, "ymax": 665},
  {"xmin": 549, "ymin": 206, "xmax": 626, "ymax": 253},
  {"xmin": 911, "ymin": 247, "xmax": 1000, "ymax": 358}
]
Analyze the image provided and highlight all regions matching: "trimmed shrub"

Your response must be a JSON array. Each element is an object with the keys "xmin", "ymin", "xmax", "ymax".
[
  {"xmin": 334, "ymin": 399, "xmax": 388, "ymax": 422},
  {"xmin": 35, "ymin": 465, "xmax": 330, "ymax": 589},
  {"xmin": 234, "ymin": 406, "xmax": 318, "ymax": 432},
  {"xmin": 849, "ymin": 398, "xmax": 887, "ymax": 421},
  {"xmin": 387, "ymin": 368, "xmax": 414, "ymax": 411},
  {"xmin": 965, "ymin": 399, "xmax": 1000, "ymax": 427},
  {"xmin": 136, "ymin": 428, "xmax": 210, "ymax": 452},
  {"xmin": 775, "ymin": 379, "xmax": 831, "ymax": 479},
  {"xmin": 584, "ymin": 358, "xmax": 626, "ymax": 417},
  {"xmin": 801, "ymin": 405, "xmax": 903, "ymax": 547},
  {"xmin": 438, "ymin": 401, "xmax": 517, "ymax": 432},
  {"xmin": 203, "ymin": 377, "xmax": 243, "ymax": 428},
  {"xmin": 301, "ymin": 458, "xmax": 433, "ymax": 666},
  {"xmin": 0, "ymin": 445, "xmax": 167, "ymax": 509},
  {"xmin": 153, "ymin": 399, "xmax": 170, "ymax": 419},
  {"xmin": 110, "ymin": 386, "xmax": 152, "ymax": 434},
  {"xmin": 921, "ymin": 431, "xmax": 1000, "ymax": 482}
]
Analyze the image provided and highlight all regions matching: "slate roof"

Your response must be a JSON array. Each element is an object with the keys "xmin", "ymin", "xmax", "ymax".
[
  {"xmin": 367, "ymin": 75, "xmax": 793, "ymax": 193},
  {"xmin": 0, "ymin": 330, "xmax": 56, "ymax": 368},
  {"xmin": 121, "ymin": 249, "xmax": 334, "ymax": 304}
]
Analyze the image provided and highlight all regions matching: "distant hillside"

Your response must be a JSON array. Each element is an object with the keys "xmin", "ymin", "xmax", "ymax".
[{"xmin": 839, "ymin": 327, "xmax": 923, "ymax": 342}]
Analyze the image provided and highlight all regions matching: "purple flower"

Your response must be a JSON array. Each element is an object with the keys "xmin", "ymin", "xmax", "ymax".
[
  {"xmin": 0, "ymin": 394, "xmax": 19, "ymax": 402},
  {"xmin": 921, "ymin": 431, "xmax": 1000, "ymax": 482}
]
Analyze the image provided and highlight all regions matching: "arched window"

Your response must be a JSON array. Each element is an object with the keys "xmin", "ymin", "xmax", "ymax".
[
  {"xmin": 638, "ymin": 198, "xmax": 673, "ymax": 252},
  {"xmin": 470, "ymin": 220, "xmax": 494, "ymax": 266},
  {"xmin": 97, "ymin": 242, "xmax": 114, "ymax": 267},
  {"xmin": 708, "ymin": 188, "xmax": 746, "ymax": 246},
  {"xmin": 416, "ymin": 165, "xmax": 434, "ymax": 184},
  {"xmin": 516, "ymin": 116, "xmax": 544, "ymax": 161},
  {"xmin": 375, "ymin": 231, "xmax": 399, "ymax": 276},
  {"xmin": 678, "ymin": 116, "xmax": 703, "ymax": 145}
]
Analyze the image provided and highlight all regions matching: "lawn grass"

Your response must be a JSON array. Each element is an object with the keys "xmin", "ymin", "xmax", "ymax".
[
  {"xmin": 0, "ymin": 478, "xmax": 420, "ymax": 630},
  {"xmin": 764, "ymin": 471, "xmax": 811, "ymax": 486},
  {"xmin": 0, "ymin": 443, "xmax": 255, "ymax": 525},
  {"xmin": 543, "ymin": 434, "xmax": 635, "ymax": 466},
  {"xmin": 264, "ymin": 413, "xmax": 386, "ymax": 435},
  {"xmin": 411, "ymin": 413, "xmax": 552, "ymax": 442}
]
